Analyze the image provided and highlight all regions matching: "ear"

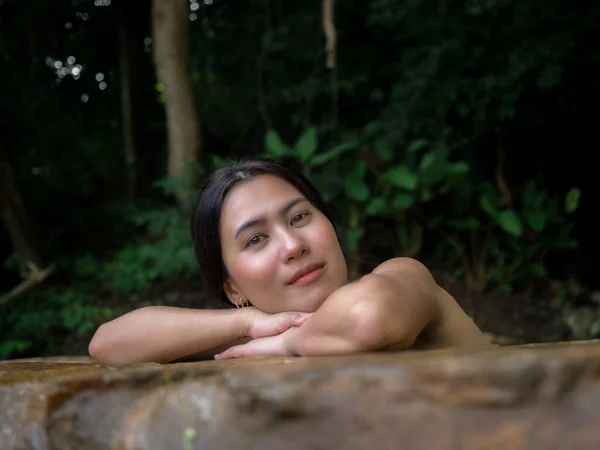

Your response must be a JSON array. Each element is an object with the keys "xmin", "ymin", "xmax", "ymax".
[{"xmin": 223, "ymin": 278, "xmax": 242, "ymax": 304}]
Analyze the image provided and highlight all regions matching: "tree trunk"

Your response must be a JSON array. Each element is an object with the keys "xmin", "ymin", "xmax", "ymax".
[
  {"xmin": 119, "ymin": 5, "xmax": 137, "ymax": 201},
  {"xmin": 0, "ymin": 143, "xmax": 44, "ymax": 268},
  {"xmin": 151, "ymin": 0, "xmax": 202, "ymax": 205}
]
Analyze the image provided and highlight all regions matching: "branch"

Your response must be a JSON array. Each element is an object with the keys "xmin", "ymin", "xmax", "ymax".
[
  {"xmin": 322, "ymin": 0, "xmax": 336, "ymax": 68},
  {"xmin": 0, "ymin": 262, "xmax": 55, "ymax": 306}
]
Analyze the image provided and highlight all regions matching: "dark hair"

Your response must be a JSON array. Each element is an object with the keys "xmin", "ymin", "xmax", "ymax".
[{"xmin": 191, "ymin": 157, "xmax": 341, "ymax": 307}]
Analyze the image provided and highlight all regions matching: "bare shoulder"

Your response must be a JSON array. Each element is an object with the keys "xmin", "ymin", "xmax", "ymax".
[
  {"xmin": 369, "ymin": 257, "xmax": 437, "ymax": 286},
  {"xmin": 366, "ymin": 258, "xmax": 491, "ymax": 350},
  {"xmin": 357, "ymin": 257, "xmax": 442, "ymax": 344},
  {"xmin": 371, "ymin": 256, "xmax": 430, "ymax": 273},
  {"xmin": 369, "ymin": 257, "xmax": 455, "ymax": 316}
]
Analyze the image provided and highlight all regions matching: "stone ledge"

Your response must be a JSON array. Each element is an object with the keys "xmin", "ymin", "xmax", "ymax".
[{"xmin": 2, "ymin": 340, "xmax": 600, "ymax": 449}]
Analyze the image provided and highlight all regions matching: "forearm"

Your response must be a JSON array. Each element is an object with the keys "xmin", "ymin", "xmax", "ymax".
[
  {"xmin": 88, "ymin": 306, "xmax": 249, "ymax": 365},
  {"xmin": 286, "ymin": 280, "xmax": 384, "ymax": 356},
  {"xmin": 287, "ymin": 269, "xmax": 438, "ymax": 357}
]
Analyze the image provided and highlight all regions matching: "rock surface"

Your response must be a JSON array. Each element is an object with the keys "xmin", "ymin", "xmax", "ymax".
[{"xmin": 2, "ymin": 341, "xmax": 600, "ymax": 449}]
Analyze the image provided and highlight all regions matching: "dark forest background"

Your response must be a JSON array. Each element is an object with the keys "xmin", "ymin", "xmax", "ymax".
[{"xmin": 1, "ymin": 0, "xmax": 598, "ymax": 360}]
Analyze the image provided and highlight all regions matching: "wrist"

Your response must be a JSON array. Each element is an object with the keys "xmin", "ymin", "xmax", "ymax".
[
  {"xmin": 282, "ymin": 325, "xmax": 302, "ymax": 356},
  {"xmin": 236, "ymin": 306, "xmax": 258, "ymax": 338}
]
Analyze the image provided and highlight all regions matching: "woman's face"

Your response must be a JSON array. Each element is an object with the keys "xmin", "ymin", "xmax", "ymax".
[{"xmin": 219, "ymin": 175, "xmax": 348, "ymax": 313}]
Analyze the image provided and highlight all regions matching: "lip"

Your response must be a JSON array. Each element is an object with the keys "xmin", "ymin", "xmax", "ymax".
[{"xmin": 288, "ymin": 263, "xmax": 325, "ymax": 285}]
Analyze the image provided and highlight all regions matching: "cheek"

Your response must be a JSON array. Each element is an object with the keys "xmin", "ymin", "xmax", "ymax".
[
  {"xmin": 229, "ymin": 253, "xmax": 278, "ymax": 286},
  {"xmin": 313, "ymin": 221, "xmax": 341, "ymax": 251}
]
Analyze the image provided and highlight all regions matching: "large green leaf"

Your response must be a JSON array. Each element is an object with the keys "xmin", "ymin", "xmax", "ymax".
[
  {"xmin": 479, "ymin": 190, "xmax": 498, "ymax": 218},
  {"xmin": 294, "ymin": 127, "xmax": 318, "ymax": 162},
  {"xmin": 496, "ymin": 210, "xmax": 523, "ymax": 237},
  {"xmin": 374, "ymin": 138, "xmax": 394, "ymax": 162},
  {"xmin": 343, "ymin": 161, "xmax": 369, "ymax": 201},
  {"xmin": 522, "ymin": 180, "xmax": 543, "ymax": 208},
  {"xmin": 419, "ymin": 152, "xmax": 436, "ymax": 172},
  {"xmin": 386, "ymin": 165, "xmax": 417, "ymax": 190},
  {"xmin": 406, "ymin": 138, "xmax": 427, "ymax": 153},
  {"xmin": 265, "ymin": 130, "xmax": 291, "ymax": 157},
  {"xmin": 392, "ymin": 192, "xmax": 414, "ymax": 210},
  {"xmin": 345, "ymin": 181, "xmax": 370, "ymax": 202},
  {"xmin": 311, "ymin": 140, "xmax": 357, "ymax": 166},
  {"xmin": 366, "ymin": 197, "xmax": 387, "ymax": 215},
  {"xmin": 446, "ymin": 161, "xmax": 469, "ymax": 175},
  {"xmin": 565, "ymin": 187, "xmax": 581, "ymax": 213},
  {"xmin": 523, "ymin": 210, "xmax": 546, "ymax": 232},
  {"xmin": 345, "ymin": 227, "xmax": 364, "ymax": 251}
]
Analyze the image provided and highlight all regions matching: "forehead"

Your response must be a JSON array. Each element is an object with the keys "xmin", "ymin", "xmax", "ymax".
[{"xmin": 220, "ymin": 175, "xmax": 303, "ymax": 226}]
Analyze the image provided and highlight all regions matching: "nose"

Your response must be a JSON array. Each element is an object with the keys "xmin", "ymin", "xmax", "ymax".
[{"xmin": 280, "ymin": 230, "xmax": 308, "ymax": 262}]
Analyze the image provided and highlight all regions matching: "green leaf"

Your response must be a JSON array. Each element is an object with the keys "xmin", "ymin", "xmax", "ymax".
[
  {"xmin": 311, "ymin": 140, "xmax": 357, "ymax": 166},
  {"xmin": 386, "ymin": 165, "xmax": 417, "ymax": 191},
  {"xmin": 407, "ymin": 138, "xmax": 427, "ymax": 153},
  {"xmin": 452, "ymin": 267, "xmax": 465, "ymax": 279},
  {"xmin": 496, "ymin": 210, "xmax": 523, "ymax": 237},
  {"xmin": 392, "ymin": 192, "xmax": 414, "ymax": 210},
  {"xmin": 374, "ymin": 138, "xmax": 394, "ymax": 162},
  {"xmin": 446, "ymin": 162, "xmax": 469, "ymax": 175},
  {"xmin": 553, "ymin": 239, "xmax": 578, "ymax": 250},
  {"xmin": 419, "ymin": 152, "xmax": 435, "ymax": 172},
  {"xmin": 531, "ymin": 263, "xmax": 547, "ymax": 278},
  {"xmin": 265, "ymin": 130, "xmax": 292, "ymax": 157},
  {"xmin": 479, "ymin": 191, "xmax": 498, "ymax": 218},
  {"xmin": 523, "ymin": 210, "xmax": 546, "ymax": 232},
  {"xmin": 565, "ymin": 187, "xmax": 581, "ymax": 213},
  {"xmin": 345, "ymin": 181, "xmax": 370, "ymax": 202},
  {"xmin": 344, "ymin": 161, "xmax": 369, "ymax": 201},
  {"xmin": 294, "ymin": 127, "xmax": 318, "ymax": 162},
  {"xmin": 419, "ymin": 164, "xmax": 446, "ymax": 185},
  {"xmin": 346, "ymin": 227, "xmax": 364, "ymax": 250},
  {"xmin": 522, "ymin": 180, "xmax": 542, "ymax": 208},
  {"xmin": 366, "ymin": 197, "xmax": 387, "ymax": 216}
]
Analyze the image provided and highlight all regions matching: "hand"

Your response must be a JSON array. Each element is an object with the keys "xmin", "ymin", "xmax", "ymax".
[
  {"xmin": 244, "ymin": 307, "xmax": 312, "ymax": 339},
  {"xmin": 215, "ymin": 326, "xmax": 299, "ymax": 360}
]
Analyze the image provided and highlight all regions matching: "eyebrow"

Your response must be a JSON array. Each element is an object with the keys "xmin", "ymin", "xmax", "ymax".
[{"xmin": 234, "ymin": 197, "xmax": 308, "ymax": 239}]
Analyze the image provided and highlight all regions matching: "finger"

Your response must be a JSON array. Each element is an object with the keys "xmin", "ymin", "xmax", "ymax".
[
  {"xmin": 289, "ymin": 312, "xmax": 311, "ymax": 327},
  {"xmin": 297, "ymin": 312, "xmax": 313, "ymax": 322},
  {"xmin": 215, "ymin": 345, "xmax": 246, "ymax": 360},
  {"xmin": 272, "ymin": 314, "xmax": 304, "ymax": 334}
]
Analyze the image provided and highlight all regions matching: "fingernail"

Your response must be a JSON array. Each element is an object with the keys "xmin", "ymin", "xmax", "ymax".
[{"xmin": 214, "ymin": 353, "xmax": 220, "ymax": 359}]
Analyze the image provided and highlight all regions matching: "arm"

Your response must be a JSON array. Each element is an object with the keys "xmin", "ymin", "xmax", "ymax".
[
  {"xmin": 215, "ymin": 258, "xmax": 440, "ymax": 359},
  {"xmin": 88, "ymin": 306, "xmax": 306, "ymax": 366},
  {"xmin": 286, "ymin": 257, "xmax": 440, "ymax": 356}
]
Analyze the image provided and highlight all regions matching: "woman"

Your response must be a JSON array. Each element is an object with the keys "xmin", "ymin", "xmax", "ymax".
[{"xmin": 88, "ymin": 158, "xmax": 491, "ymax": 366}]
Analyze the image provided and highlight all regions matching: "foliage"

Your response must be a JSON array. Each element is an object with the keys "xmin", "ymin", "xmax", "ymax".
[
  {"xmin": 101, "ymin": 206, "xmax": 197, "ymax": 294},
  {"xmin": 0, "ymin": 284, "xmax": 112, "ymax": 360},
  {"xmin": 263, "ymin": 125, "xmax": 579, "ymax": 294},
  {"xmin": 439, "ymin": 180, "xmax": 580, "ymax": 294},
  {"xmin": 1, "ymin": 0, "xmax": 598, "ymax": 357},
  {"xmin": 0, "ymin": 170, "xmax": 200, "ymax": 360}
]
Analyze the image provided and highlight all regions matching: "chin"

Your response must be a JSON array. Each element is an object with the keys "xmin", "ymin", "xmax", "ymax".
[{"xmin": 295, "ymin": 287, "xmax": 334, "ymax": 312}]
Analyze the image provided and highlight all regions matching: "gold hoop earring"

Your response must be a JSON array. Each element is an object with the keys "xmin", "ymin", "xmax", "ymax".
[{"xmin": 235, "ymin": 297, "xmax": 248, "ymax": 308}]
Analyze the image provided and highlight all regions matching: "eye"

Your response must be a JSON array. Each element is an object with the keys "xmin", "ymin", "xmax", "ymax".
[
  {"xmin": 291, "ymin": 211, "xmax": 310, "ymax": 226},
  {"xmin": 246, "ymin": 234, "xmax": 266, "ymax": 248}
]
